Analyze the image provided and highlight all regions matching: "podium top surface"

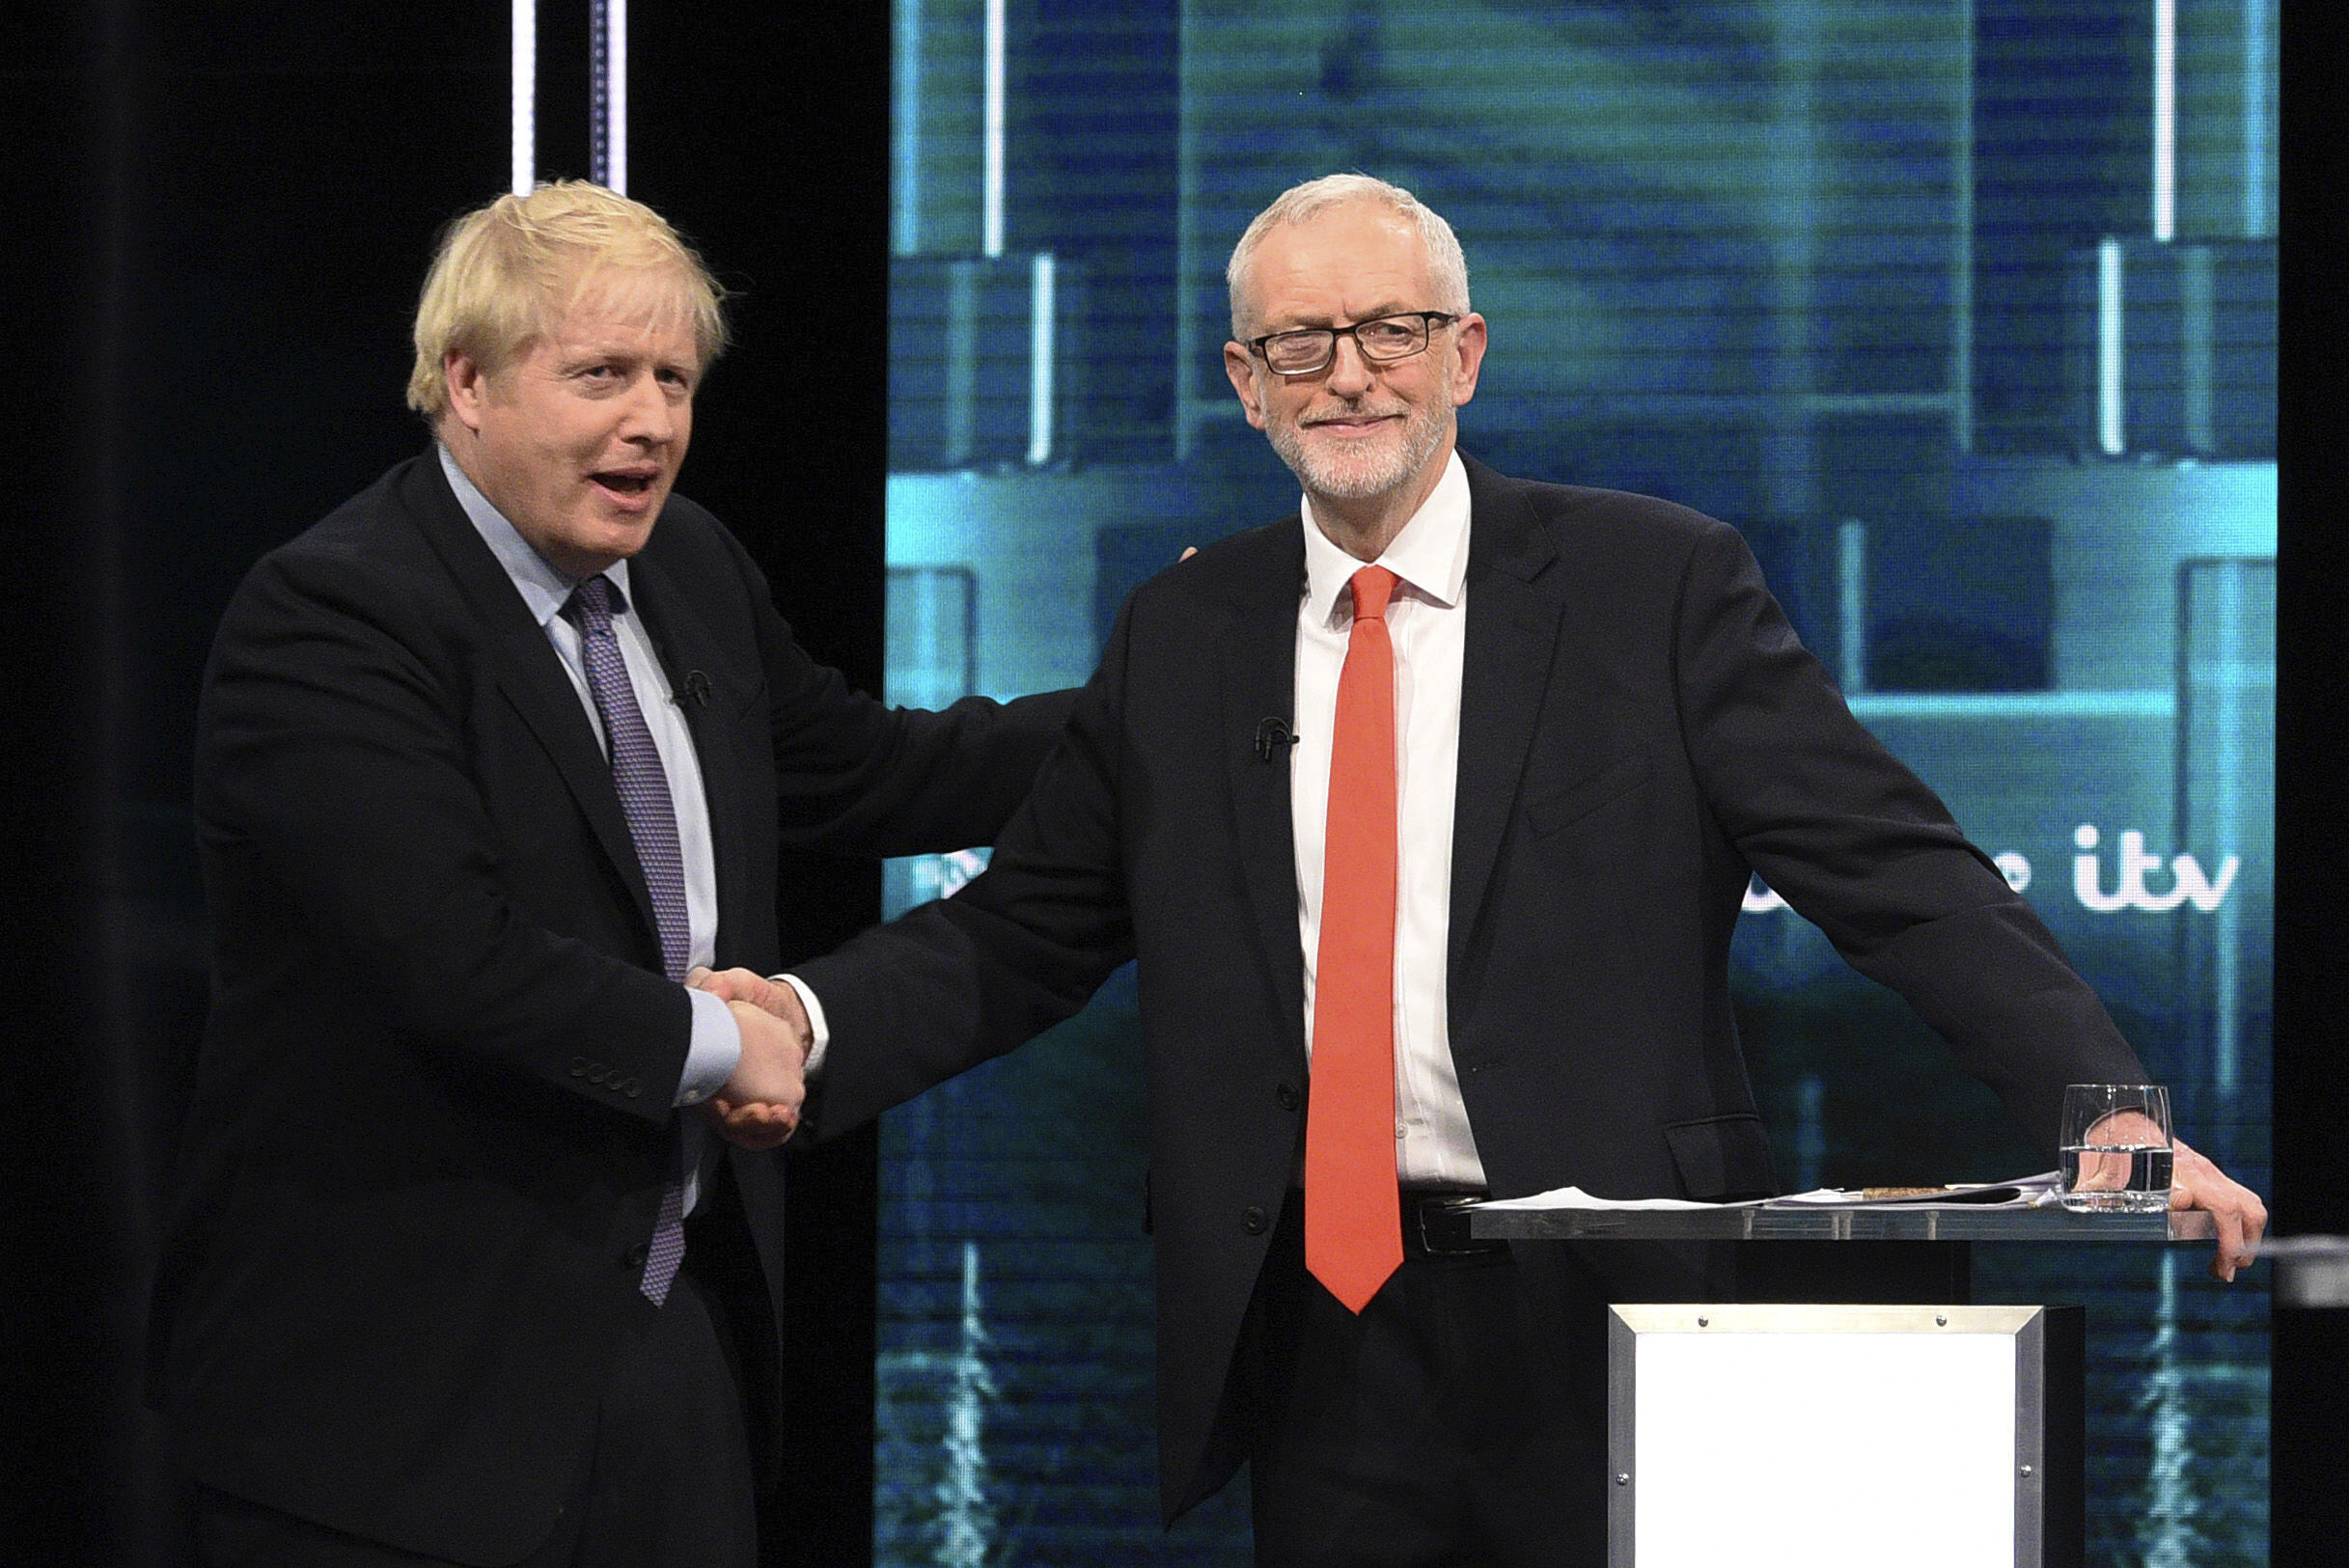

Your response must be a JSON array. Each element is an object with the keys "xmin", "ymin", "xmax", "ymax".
[{"xmin": 1469, "ymin": 1199, "xmax": 2216, "ymax": 1243}]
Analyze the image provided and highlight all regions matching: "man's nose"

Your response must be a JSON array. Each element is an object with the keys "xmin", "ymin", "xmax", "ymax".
[
  {"xmin": 619, "ymin": 374, "xmax": 678, "ymax": 441},
  {"xmin": 1322, "ymin": 333, "xmax": 1375, "ymax": 396}
]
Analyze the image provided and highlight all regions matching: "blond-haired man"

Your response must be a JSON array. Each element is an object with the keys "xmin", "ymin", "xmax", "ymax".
[{"xmin": 148, "ymin": 182, "xmax": 1070, "ymax": 1566}]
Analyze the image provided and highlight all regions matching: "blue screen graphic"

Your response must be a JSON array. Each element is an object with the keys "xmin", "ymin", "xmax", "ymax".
[{"xmin": 877, "ymin": 3, "xmax": 2275, "ymax": 1561}]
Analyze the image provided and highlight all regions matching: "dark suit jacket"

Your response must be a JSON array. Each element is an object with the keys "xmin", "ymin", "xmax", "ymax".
[
  {"xmin": 794, "ymin": 454, "xmax": 2147, "ymax": 1523},
  {"xmin": 148, "ymin": 452, "xmax": 1072, "ymax": 1564}
]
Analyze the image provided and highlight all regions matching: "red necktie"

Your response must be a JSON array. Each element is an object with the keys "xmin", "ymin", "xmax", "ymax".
[{"xmin": 1306, "ymin": 564, "xmax": 1403, "ymax": 1313}]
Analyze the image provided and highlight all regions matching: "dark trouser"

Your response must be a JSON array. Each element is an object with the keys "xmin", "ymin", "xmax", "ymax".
[
  {"xmin": 191, "ymin": 1265, "xmax": 758, "ymax": 1568},
  {"xmin": 1243, "ymin": 1193, "xmax": 1613, "ymax": 1568}
]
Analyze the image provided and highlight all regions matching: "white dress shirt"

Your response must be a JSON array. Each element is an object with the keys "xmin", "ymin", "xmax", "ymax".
[{"xmin": 1293, "ymin": 451, "xmax": 1487, "ymax": 1190}]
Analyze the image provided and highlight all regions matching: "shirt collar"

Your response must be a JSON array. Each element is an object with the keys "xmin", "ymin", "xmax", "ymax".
[
  {"xmin": 1300, "ymin": 450, "xmax": 1472, "ymax": 626},
  {"xmin": 437, "ymin": 443, "xmax": 632, "ymax": 629}
]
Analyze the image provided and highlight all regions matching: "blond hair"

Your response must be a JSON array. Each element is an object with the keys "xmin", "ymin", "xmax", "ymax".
[
  {"xmin": 1226, "ymin": 174, "xmax": 1471, "ymax": 337},
  {"xmin": 407, "ymin": 180, "xmax": 729, "ymax": 419}
]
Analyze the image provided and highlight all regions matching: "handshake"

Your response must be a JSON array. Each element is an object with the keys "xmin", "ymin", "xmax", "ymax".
[{"xmin": 687, "ymin": 966, "xmax": 810, "ymax": 1151}]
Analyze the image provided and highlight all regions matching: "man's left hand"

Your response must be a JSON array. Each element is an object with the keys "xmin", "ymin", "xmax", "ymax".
[
  {"xmin": 689, "ymin": 967, "xmax": 811, "ymax": 1150},
  {"xmin": 2170, "ymin": 1138, "xmax": 2267, "ymax": 1282},
  {"xmin": 689, "ymin": 964, "xmax": 798, "ymax": 1018}
]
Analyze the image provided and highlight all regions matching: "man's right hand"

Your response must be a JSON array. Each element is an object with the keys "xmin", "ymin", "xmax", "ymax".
[{"xmin": 703, "ymin": 989, "xmax": 808, "ymax": 1150}]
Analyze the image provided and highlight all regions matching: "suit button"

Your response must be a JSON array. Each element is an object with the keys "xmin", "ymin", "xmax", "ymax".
[
  {"xmin": 1241, "ymin": 1205, "xmax": 1269, "ymax": 1235},
  {"xmin": 622, "ymin": 1242, "xmax": 649, "ymax": 1269},
  {"xmin": 568, "ymin": 1058, "xmax": 590, "ymax": 1078},
  {"xmin": 622, "ymin": 1079, "xmax": 643, "ymax": 1099},
  {"xmin": 1275, "ymin": 1083, "xmax": 1300, "ymax": 1113}
]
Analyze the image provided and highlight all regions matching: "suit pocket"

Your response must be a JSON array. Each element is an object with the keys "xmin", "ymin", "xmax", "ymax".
[
  {"xmin": 1663, "ymin": 1113, "xmax": 1777, "ymax": 1200},
  {"xmin": 1526, "ymin": 753, "xmax": 1651, "ymax": 839}
]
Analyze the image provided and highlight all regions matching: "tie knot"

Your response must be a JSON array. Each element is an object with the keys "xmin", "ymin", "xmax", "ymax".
[
  {"xmin": 1348, "ymin": 564, "xmax": 1399, "ymax": 623},
  {"xmin": 566, "ymin": 575, "xmax": 619, "ymax": 635}
]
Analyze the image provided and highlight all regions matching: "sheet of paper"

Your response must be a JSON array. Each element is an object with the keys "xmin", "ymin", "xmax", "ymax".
[
  {"xmin": 1469, "ymin": 1173, "xmax": 2061, "ymax": 1213},
  {"xmin": 1471, "ymin": 1186, "xmax": 1770, "ymax": 1213}
]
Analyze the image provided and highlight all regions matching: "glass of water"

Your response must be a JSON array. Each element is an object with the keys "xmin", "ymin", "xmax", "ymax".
[{"xmin": 2058, "ymin": 1084, "xmax": 2173, "ymax": 1213}]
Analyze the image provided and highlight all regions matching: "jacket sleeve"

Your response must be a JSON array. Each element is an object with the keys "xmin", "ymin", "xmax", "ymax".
[
  {"xmin": 789, "ymin": 599, "xmax": 1140, "ymax": 1135},
  {"xmin": 1669, "ymin": 516, "xmax": 2146, "ymax": 1154},
  {"xmin": 198, "ymin": 544, "xmax": 690, "ymax": 1123}
]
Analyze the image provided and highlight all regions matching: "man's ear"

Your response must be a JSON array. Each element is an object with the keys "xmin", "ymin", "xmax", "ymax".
[
  {"xmin": 1448, "ymin": 313, "xmax": 1488, "ymax": 409},
  {"xmin": 443, "ymin": 351, "xmax": 490, "ymax": 435},
  {"xmin": 1223, "ymin": 342, "xmax": 1269, "ymax": 431}
]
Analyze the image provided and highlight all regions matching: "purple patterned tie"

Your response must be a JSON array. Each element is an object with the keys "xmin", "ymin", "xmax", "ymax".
[{"xmin": 566, "ymin": 575, "xmax": 690, "ymax": 1306}]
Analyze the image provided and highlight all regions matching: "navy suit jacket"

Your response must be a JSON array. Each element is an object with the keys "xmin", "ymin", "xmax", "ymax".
[
  {"xmin": 793, "ymin": 454, "xmax": 2147, "ymax": 1522},
  {"xmin": 149, "ymin": 452, "xmax": 1071, "ymax": 1563}
]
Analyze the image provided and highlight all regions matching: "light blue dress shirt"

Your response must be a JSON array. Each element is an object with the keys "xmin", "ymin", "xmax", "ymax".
[{"xmin": 438, "ymin": 446, "xmax": 739, "ymax": 1207}]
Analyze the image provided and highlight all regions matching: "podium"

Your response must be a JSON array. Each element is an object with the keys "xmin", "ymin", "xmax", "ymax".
[{"xmin": 1470, "ymin": 1203, "xmax": 2214, "ymax": 1567}]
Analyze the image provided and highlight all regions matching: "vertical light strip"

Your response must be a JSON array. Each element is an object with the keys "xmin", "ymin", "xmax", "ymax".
[
  {"xmin": 1837, "ymin": 520, "xmax": 1867, "ymax": 696},
  {"xmin": 893, "ymin": 0, "xmax": 924, "ymax": 255},
  {"xmin": 608, "ymin": 0, "xmax": 628, "ymax": 194},
  {"xmin": 982, "ymin": 0, "xmax": 1006, "ymax": 259},
  {"xmin": 1951, "ymin": 0, "xmax": 1976, "ymax": 454},
  {"xmin": 1027, "ymin": 253, "xmax": 1056, "ymax": 466},
  {"xmin": 1172, "ymin": 0, "xmax": 1203, "ymax": 460},
  {"xmin": 2241, "ymin": 0, "xmax": 2271, "ymax": 237},
  {"xmin": 2209, "ymin": 564, "xmax": 2243, "ymax": 1091},
  {"xmin": 2151, "ymin": 0, "xmax": 2176, "ymax": 241},
  {"xmin": 590, "ymin": 0, "xmax": 610, "ymax": 185},
  {"xmin": 2098, "ymin": 237, "xmax": 2126, "ymax": 455},
  {"xmin": 588, "ymin": 0, "xmax": 626, "ymax": 190},
  {"xmin": 511, "ymin": 0, "xmax": 536, "ymax": 196},
  {"xmin": 944, "ymin": 262, "xmax": 978, "ymax": 465},
  {"xmin": 2180, "ymin": 245, "xmax": 2214, "ymax": 454}
]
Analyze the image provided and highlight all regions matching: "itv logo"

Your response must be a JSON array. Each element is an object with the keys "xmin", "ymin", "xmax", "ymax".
[
  {"xmin": 1742, "ymin": 824, "xmax": 2243, "ymax": 915},
  {"xmin": 2069, "ymin": 823, "xmax": 2239, "ymax": 914}
]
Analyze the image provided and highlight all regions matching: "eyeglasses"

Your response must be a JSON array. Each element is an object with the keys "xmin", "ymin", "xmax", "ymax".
[{"xmin": 1244, "ymin": 312, "xmax": 1458, "ymax": 376}]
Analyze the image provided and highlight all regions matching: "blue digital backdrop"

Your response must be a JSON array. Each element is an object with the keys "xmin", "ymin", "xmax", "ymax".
[{"xmin": 870, "ymin": 3, "xmax": 2275, "ymax": 1561}]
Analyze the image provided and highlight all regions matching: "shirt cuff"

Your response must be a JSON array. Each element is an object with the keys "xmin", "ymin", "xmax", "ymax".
[
  {"xmin": 777, "ymin": 973, "xmax": 831, "ymax": 1076},
  {"xmin": 676, "ymin": 984, "xmax": 743, "ymax": 1107}
]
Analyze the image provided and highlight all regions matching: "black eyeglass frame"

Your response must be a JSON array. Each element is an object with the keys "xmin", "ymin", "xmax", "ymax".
[{"xmin": 1243, "ymin": 311, "xmax": 1460, "ymax": 376}]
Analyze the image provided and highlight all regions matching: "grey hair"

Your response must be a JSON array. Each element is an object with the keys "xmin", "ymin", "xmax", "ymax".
[{"xmin": 1226, "ymin": 174, "xmax": 1471, "ymax": 337}]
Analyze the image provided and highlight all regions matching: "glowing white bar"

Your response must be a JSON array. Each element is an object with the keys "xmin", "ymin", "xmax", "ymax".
[
  {"xmin": 511, "ymin": 0, "xmax": 536, "ymax": 196},
  {"xmin": 982, "ymin": 0, "xmax": 1005, "ymax": 258},
  {"xmin": 2152, "ymin": 0, "xmax": 2176, "ymax": 241},
  {"xmin": 607, "ymin": 0, "xmax": 627, "ymax": 194},
  {"xmin": 2242, "ymin": 0, "xmax": 2271, "ymax": 237},
  {"xmin": 1027, "ymin": 253, "xmax": 1055, "ymax": 465},
  {"xmin": 2209, "ymin": 562, "xmax": 2244, "ymax": 1089},
  {"xmin": 1837, "ymin": 519, "xmax": 1866, "ymax": 695},
  {"xmin": 1951, "ymin": 0, "xmax": 1976, "ymax": 454},
  {"xmin": 2098, "ymin": 238, "xmax": 2125, "ymax": 455},
  {"xmin": 893, "ymin": 0, "xmax": 924, "ymax": 254},
  {"xmin": 2181, "ymin": 243, "xmax": 2214, "ymax": 453}
]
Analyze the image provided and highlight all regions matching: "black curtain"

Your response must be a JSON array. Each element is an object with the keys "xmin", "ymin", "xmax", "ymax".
[{"xmin": 2272, "ymin": 1, "xmax": 2349, "ymax": 1557}]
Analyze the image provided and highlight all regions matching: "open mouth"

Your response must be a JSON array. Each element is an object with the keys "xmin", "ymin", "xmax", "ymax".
[{"xmin": 593, "ymin": 471, "xmax": 657, "ymax": 497}]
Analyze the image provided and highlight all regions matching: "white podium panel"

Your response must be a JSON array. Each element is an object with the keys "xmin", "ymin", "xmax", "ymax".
[{"xmin": 1609, "ymin": 1305, "xmax": 2077, "ymax": 1568}]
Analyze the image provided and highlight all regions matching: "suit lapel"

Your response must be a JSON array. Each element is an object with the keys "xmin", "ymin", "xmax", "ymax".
[
  {"xmin": 1221, "ymin": 524, "xmax": 1311, "ymax": 1060},
  {"xmin": 402, "ymin": 455, "xmax": 662, "ymax": 949},
  {"xmin": 1449, "ymin": 459, "xmax": 1565, "ymax": 983}
]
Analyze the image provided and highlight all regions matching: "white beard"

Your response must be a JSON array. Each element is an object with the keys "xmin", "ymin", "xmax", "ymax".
[{"xmin": 1266, "ymin": 395, "xmax": 1451, "ymax": 504}]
